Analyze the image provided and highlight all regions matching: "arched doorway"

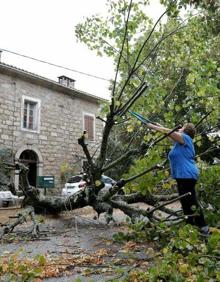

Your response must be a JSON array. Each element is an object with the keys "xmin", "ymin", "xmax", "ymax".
[
  {"xmin": 15, "ymin": 146, "xmax": 43, "ymax": 190},
  {"xmin": 19, "ymin": 150, "xmax": 38, "ymax": 186}
]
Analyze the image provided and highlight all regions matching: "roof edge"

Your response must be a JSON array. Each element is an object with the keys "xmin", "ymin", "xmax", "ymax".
[{"xmin": 0, "ymin": 62, "xmax": 108, "ymax": 103}]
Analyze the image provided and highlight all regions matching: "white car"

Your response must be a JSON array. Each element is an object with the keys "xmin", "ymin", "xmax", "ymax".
[
  {"xmin": 61, "ymin": 175, "xmax": 86, "ymax": 197},
  {"xmin": 0, "ymin": 191, "xmax": 22, "ymax": 207},
  {"xmin": 61, "ymin": 174, "xmax": 118, "ymax": 197}
]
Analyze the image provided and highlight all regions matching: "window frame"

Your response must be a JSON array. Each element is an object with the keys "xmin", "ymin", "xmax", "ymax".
[
  {"xmin": 21, "ymin": 95, "xmax": 41, "ymax": 133},
  {"xmin": 83, "ymin": 112, "xmax": 95, "ymax": 141}
]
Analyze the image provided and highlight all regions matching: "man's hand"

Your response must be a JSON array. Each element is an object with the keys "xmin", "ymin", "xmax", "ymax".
[{"xmin": 154, "ymin": 122, "xmax": 163, "ymax": 127}]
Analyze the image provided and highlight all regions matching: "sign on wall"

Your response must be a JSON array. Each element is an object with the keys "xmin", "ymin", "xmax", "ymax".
[{"xmin": 37, "ymin": 176, "xmax": 55, "ymax": 189}]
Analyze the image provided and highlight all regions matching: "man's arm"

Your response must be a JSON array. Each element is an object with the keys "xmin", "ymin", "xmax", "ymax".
[{"xmin": 146, "ymin": 123, "xmax": 184, "ymax": 144}]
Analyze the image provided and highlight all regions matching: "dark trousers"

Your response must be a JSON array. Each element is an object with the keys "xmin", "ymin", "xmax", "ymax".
[{"xmin": 176, "ymin": 178, "xmax": 206, "ymax": 228}]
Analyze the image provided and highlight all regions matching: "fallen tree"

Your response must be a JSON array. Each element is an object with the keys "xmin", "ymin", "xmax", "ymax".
[{"xmin": 1, "ymin": 0, "xmax": 220, "ymax": 237}]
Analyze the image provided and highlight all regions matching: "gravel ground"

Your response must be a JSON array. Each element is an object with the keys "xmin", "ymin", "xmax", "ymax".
[
  {"xmin": 0, "ymin": 206, "xmax": 143, "ymax": 281},
  {"xmin": 0, "ymin": 203, "xmax": 180, "ymax": 281}
]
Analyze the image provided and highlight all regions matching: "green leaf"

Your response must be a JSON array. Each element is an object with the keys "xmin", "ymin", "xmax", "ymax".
[{"xmin": 36, "ymin": 255, "xmax": 46, "ymax": 266}]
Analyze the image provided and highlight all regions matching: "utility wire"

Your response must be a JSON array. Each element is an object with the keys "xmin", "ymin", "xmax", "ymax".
[{"xmin": 0, "ymin": 48, "xmax": 111, "ymax": 82}]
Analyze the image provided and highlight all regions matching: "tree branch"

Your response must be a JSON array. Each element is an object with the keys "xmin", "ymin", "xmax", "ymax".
[
  {"xmin": 102, "ymin": 148, "xmax": 138, "ymax": 172},
  {"xmin": 96, "ymin": 114, "xmax": 115, "ymax": 169},
  {"xmin": 110, "ymin": 199, "xmax": 149, "ymax": 220},
  {"xmin": 117, "ymin": 82, "xmax": 149, "ymax": 116},
  {"xmin": 78, "ymin": 133, "xmax": 94, "ymax": 167},
  {"xmin": 133, "ymin": 25, "xmax": 186, "ymax": 73},
  {"xmin": 112, "ymin": 0, "xmax": 133, "ymax": 98},
  {"xmin": 101, "ymin": 162, "xmax": 165, "ymax": 202},
  {"xmin": 148, "ymin": 192, "xmax": 191, "ymax": 216},
  {"xmin": 117, "ymin": 8, "xmax": 169, "ymax": 101},
  {"xmin": 195, "ymin": 109, "xmax": 214, "ymax": 128}
]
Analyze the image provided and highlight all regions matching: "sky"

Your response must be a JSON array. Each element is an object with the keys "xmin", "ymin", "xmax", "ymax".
[{"xmin": 0, "ymin": 0, "xmax": 164, "ymax": 99}]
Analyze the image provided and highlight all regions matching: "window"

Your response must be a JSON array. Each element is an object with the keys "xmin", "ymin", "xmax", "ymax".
[
  {"xmin": 83, "ymin": 113, "xmax": 95, "ymax": 141},
  {"xmin": 67, "ymin": 175, "xmax": 83, "ymax": 183},
  {"xmin": 21, "ymin": 96, "xmax": 41, "ymax": 132}
]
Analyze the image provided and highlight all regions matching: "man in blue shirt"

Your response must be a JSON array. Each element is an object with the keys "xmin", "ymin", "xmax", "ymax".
[{"xmin": 146, "ymin": 122, "xmax": 209, "ymax": 235}]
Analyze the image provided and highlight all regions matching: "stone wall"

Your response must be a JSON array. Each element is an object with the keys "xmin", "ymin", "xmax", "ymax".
[{"xmin": 0, "ymin": 72, "xmax": 104, "ymax": 190}]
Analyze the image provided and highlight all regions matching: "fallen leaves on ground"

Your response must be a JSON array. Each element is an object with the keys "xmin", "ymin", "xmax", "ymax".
[
  {"xmin": 0, "ymin": 241, "xmax": 153, "ymax": 280},
  {"xmin": 0, "ymin": 249, "xmax": 109, "ymax": 279},
  {"xmin": 123, "ymin": 241, "xmax": 137, "ymax": 251}
]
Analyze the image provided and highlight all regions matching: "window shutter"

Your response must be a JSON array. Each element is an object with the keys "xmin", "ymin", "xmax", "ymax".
[{"xmin": 84, "ymin": 115, "xmax": 94, "ymax": 140}]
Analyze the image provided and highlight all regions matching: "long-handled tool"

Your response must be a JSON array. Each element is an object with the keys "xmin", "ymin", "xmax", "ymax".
[{"xmin": 128, "ymin": 110, "xmax": 158, "ymax": 125}]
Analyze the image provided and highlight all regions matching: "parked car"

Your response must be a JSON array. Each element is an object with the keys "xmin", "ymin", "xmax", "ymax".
[
  {"xmin": 61, "ymin": 175, "xmax": 87, "ymax": 197},
  {"xmin": 0, "ymin": 191, "xmax": 22, "ymax": 208},
  {"xmin": 101, "ymin": 175, "xmax": 125, "ymax": 195},
  {"xmin": 61, "ymin": 174, "xmax": 123, "ymax": 197}
]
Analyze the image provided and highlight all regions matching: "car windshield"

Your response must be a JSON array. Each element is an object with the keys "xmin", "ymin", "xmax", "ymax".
[
  {"xmin": 67, "ymin": 175, "xmax": 82, "ymax": 183},
  {"xmin": 101, "ymin": 175, "xmax": 115, "ymax": 184},
  {"xmin": 67, "ymin": 175, "xmax": 115, "ymax": 185}
]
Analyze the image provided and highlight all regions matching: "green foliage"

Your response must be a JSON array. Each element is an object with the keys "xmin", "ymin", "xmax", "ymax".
[
  {"xmin": 74, "ymin": 2, "xmax": 220, "ymax": 282},
  {"xmin": 80, "ymin": 3, "xmax": 219, "ymax": 183},
  {"xmin": 60, "ymin": 161, "xmax": 77, "ymax": 183},
  {"xmin": 0, "ymin": 252, "xmax": 43, "ymax": 281},
  {"xmin": 76, "ymin": 0, "xmax": 220, "ymax": 174},
  {"xmin": 198, "ymin": 164, "xmax": 220, "ymax": 227},
  {"xmin": 76, "ymin": 8, "xmax": 220, "ymax": 282},
  {"xmin": 75, "ymin": 0, "xmax": 152, "ymax": 58},
  {"xmin": 144, "ymin": 226, "xmax": 220, "ymax": 282},
  {"xmin": 124, "ymin": 147, "xmax": 171, "ymax": 193},
  {"xmin": 117, "ymin": 223, "xmax": 220, "ymax": 281},
  {"xmin": 76, "ymin": 0, "xmax": 220, "ymax": 131},
  {"xmin": 113, "ymin": 217, "xmax": 150, "ymax": 242},
  {"xmin": 76, "ymin": 8, "xmax": 220, "ymax": 243},
  {"xmin": 139, "ymin": 16, "xmax": 220, "ymax": 127},
  {"xmin": 161, "ymin": 0, "xmax": 220, "ymax": 34},
  {"xmin": 103, "ymin": 127, "xmax": 135, "ymax": 179}
]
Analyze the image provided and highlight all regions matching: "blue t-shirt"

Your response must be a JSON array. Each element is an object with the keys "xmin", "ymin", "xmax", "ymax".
[{"xmin": 168, "ymin": 133, "xmax": 199, "ymax": 180}]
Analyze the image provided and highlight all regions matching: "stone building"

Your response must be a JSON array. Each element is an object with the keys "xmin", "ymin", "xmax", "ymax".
[{"xmin": 0, "ymin": 62, "xmax": 105, "ymax": 190}]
